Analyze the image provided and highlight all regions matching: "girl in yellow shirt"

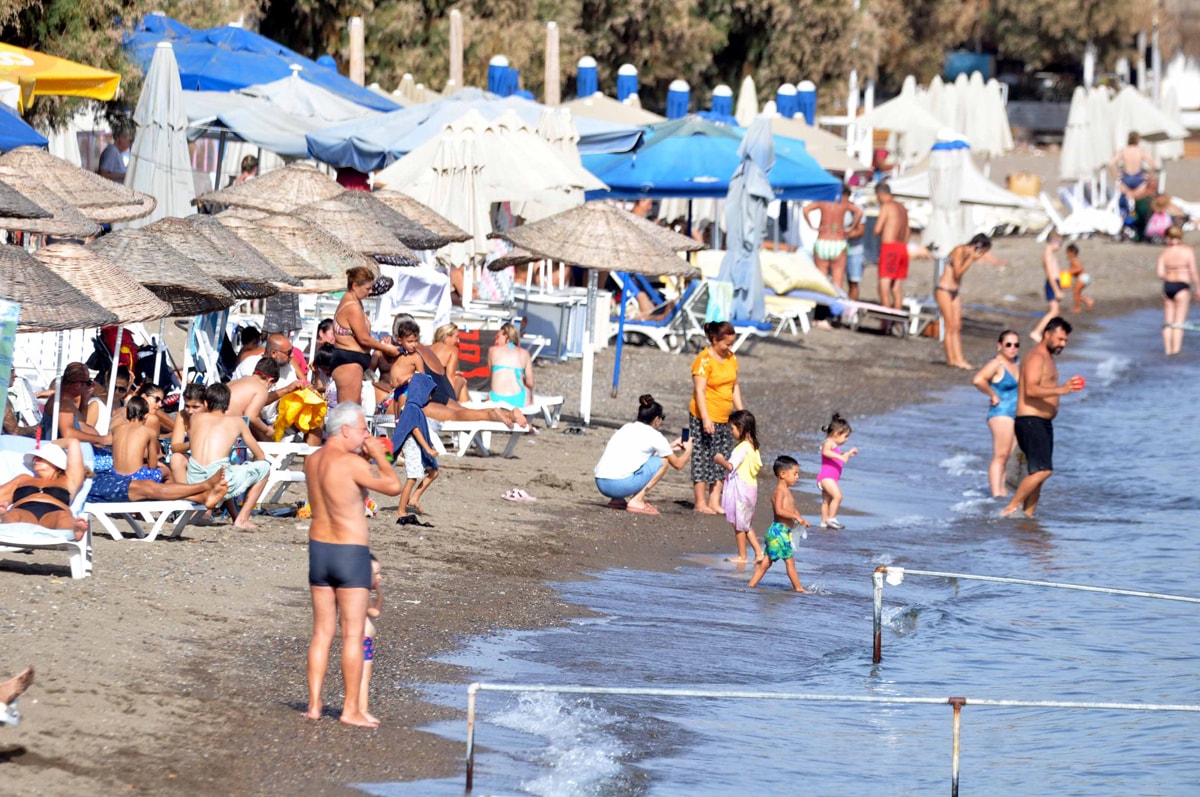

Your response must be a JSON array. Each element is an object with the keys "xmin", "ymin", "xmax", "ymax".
[{"xmin": 715, "ymin": 410, "xmax": 763, "ymax": 563}]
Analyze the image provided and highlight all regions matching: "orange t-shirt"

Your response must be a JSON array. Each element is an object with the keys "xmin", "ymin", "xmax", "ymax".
[{"xmin": 689, "ymin": 348, "xmax": 739, "ymax": 423}]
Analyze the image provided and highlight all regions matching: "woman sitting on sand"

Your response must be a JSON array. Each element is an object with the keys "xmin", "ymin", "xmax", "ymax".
[
  {"xmin": 488, "ymin": 323, "xmax": 533, "ymax": 408},
  {"xmin": 972, "ymin": 330, "xmax": 1021, "ymax": 498},
  {"xmin": 594, "ymin": 394, "xmax": 692, "ymax": 515},
  {"xmin": 934, "ymin": 233, "xmax": 992, "ymax": 370},
  {"xmin": 1156, "ymin": 226, "xmax": 1200, "ymax": 356},
  {"xmin": 0, "ymin": 440, "xmax": 89, "ymax": 541}
]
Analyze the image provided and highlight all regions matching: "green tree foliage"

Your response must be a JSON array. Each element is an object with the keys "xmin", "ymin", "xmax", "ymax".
[{"xmin": 986, "ymin": 0, "xmax": 1149, "ymax": 69}]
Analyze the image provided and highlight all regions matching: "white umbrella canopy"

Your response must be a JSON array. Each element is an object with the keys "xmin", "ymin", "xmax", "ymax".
[
  {"xmin": 240, "ymin": 68, "xmax": 379, "ymax": 125},
  {"xmin": 1111, "ymin": 85, "xmax": 1188, "ymax": 147},
  {"xmin": 927, "ymin": 75, "xmax": 946, "ymax": 124},
  {"xmin": 770, "ymin": 115, "xmax": 863, "ymax": 174},
  {"xmin": 860, "ymin": 77, "xmax": 942, "ymax": 164},
  {"xmin": 562, "ymin": 92, "xmax": 665, "ymax": 126},
  {"xmin": 1060, "ymin": 86, "xmax": 1093, "ymax": 181},
  {"xmin": 375, "ymin": 109, "xmax": 606, "ymax": 254},
  {"xmin": 925, "ymin": 137, "xmax": 969, "ymax": 257},
  {"xmin": 987, "ymin": 78, "xmax": 1015, "ymax": 154},
  {"xmin": 952, "ymin": 73, "xmax": 971, "ymax": 137},
  {"xmin": 735, "ymin": 75, "xmax": 759, "ymax": 127},
  {"xmin": 125, "ymin": 41, "xmax": 195, "ymax": 228},
  {"xmin": 1154, "ymin": 86, "xmax": 1186, "ymax": 162}
]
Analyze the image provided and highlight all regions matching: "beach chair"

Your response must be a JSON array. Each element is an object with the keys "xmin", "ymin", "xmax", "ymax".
[
  {"xmin": 764, "ymin": 293, "xmax": 815, "ymax": 336},
  {"xmin": 1037, "ymin": 191, "xmax": 1122, "ymax": 241},
  {"xmin": 0, "ymin": 435, "xmax": 93, "ymax": 579},
  {"xmin": 730, "ymin": 319, "xmax": 776, "ymax": 353},
  {"xmin": 611, "ymin": 275, "xmax": 692, "ymax": 353},
  {"xmin": 438, "ymin": 419, "xmax": 530, "ymax": 458},
  {"xmin": 258, "ymin": 441, "xmax": 316, "ymax": 505},
  {"xmin": 467, "ymin": 391, "xmax": 564, "ymax": 429}
]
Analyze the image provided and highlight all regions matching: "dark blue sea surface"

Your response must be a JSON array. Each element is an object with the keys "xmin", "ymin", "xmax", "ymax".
[{"xmin": 364, "ymin": 309, "xmax": 1200, "ymax": 796}]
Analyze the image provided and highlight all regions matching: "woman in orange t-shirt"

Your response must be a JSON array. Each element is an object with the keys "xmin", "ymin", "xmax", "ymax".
[{"xmin": 688, "ymin": 321, "xmax": 743, "ymax": 514}]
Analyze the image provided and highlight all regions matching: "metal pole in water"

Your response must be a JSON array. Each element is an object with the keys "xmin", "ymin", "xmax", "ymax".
[
  {"xmin": 465, "ymin": 683, "xmax": 478, "ymax": 791},
  {"xmin": 872, "ymin": 567, "xmax": 885, "ymax": 663},
  {"xmin": 949, "ymin": 697, "xmax": 965, "ymax": 797}
]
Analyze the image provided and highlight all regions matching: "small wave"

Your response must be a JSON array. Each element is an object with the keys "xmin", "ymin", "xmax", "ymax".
[
  {"xmin": 492, "ymin": 692, "xmax": 626, "ymax": 797},
  {"xmin": 952, "ymin": 495, "xmax": 995, "ymax": 514},
  {"xmin": 939, "ymin": 453, "xmax": 982, "ymax": 477},
  {"xmin": 1094, "ymin": 355, "xmax": 1132, "ymax": 386}
]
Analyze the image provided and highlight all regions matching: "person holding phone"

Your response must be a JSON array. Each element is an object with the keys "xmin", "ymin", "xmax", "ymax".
[{"xmin": 594, "ymin": 394, "xmax": 692, "ymax": 516}]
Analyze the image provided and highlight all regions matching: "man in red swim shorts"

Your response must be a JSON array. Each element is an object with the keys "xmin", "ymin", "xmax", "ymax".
[{"xmin": 874, "ymin": 182, "xmax": 910, "ymax": 310}]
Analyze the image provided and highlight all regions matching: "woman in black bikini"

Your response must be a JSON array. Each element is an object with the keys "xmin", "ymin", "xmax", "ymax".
[
  {"xmin": 934, "ymin": 233, "xmax": 993, "ymax": 370},
  {"xmin": 1156, "ymin": 227, "xmax": 1200, "ymax": 355},
  {"xmin": 332, "ymin": 266, "xmax": 399, "ymax": 408},
  {"xmin": 0, "ymin": 439, "xmax": 89, "ymax": 541}
]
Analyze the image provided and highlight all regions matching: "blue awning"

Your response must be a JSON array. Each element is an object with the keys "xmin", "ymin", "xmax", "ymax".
[
  {"xmin": 127, "ymin": 14, "xmax": 400, "ymax": 114},
  {"xmin": 0, "ymin": 103, "xmax": 48, "ymax": 152}
]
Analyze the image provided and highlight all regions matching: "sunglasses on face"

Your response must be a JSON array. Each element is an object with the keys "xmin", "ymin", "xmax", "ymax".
[{"xmin": 1002, "ymin": 342, "xmax": 1020, "ymax": 349}]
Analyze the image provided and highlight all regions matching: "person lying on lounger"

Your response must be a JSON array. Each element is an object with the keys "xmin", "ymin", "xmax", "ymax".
[
  {"xmin": 389, "ymin": 318, "xmax": 527, "ymax": 429},
  {"xmin": 0, "ymin": 439, "xmax": 89, "ymax": 540},
  {"xmin": 86, "ymin": 397, "xmax": 228, "ymax": 511}
]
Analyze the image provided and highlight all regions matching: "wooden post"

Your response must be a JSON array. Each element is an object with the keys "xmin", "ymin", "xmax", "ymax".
[
  {"xmin": 348, "ymin": 16, "xmax": 365, "ymax": 86},
  {"xmin": 544, "ymin": 22, "xmax": 560, "ymax": 106},
  {"xmin": 449, "ymin": 10, "xmax": 464, "ymax": 92}
]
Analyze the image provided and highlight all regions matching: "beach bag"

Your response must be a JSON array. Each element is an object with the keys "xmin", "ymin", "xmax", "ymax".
[{"xmin": 273, "ymin": 387, "xmax": 327, "ymax": 441}]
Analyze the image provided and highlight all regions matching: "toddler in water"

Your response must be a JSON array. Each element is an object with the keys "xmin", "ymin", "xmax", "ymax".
[
  {"xmin": 715, "ymin": 410, "xmax": 763, "ymax": 563},
  {"xmin": 817, "ymin": 413, "xmax": 858, "ymax": 530},
  {"xmin": 1063, "ymin": 244, "xmax": 1095, "ymax": 312},
  {"xmin": 359, "ymin": 556, "xmax": 383, "ymax": 725},
  {"xmin": 748, "ymin": 456, "xmax": 811, "ymax": 592}
]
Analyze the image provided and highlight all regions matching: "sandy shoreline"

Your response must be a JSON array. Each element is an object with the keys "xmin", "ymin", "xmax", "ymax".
[{"xmin": 0, "ymin": 228, "xmax": 1174, "ymax": 795}]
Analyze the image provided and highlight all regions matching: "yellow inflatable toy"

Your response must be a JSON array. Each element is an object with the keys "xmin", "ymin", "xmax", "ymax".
[{"xmin": 273, "ymin": 387, "xmax": 327, "ymax": 441}]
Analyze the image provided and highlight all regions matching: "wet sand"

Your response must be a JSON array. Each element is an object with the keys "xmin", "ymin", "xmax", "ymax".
[{"xmin": 0, "ymin": 221, "xmax": 1178, "ymax": 795}]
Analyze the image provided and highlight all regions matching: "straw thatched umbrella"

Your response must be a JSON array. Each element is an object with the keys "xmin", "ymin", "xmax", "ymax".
[
  {"xmin": 0, "ymin": 167, "xmax": 101, "ymax": 238},
  {"xmin": 336, "ymin": 189, "xmax": 458, "ymax": 250},
  {"xmin": 87, "ymin": 229, "xmax": 234, "ymax": 315},
  {"xmin": 254, "ymin": 212, "xmax": 379, "ymax": 277},
  {"xmin": 0, "ymin": 146, "xmax": 156, "ymax": 223},
  {"xmin": 372, "ymin": 190, "xmax": 471, "ymax": 242},
  {"xmin": 196, "ymin": 161, "xmax": 343, "ymax": 214},
  {"xmin": 1, "ymin": 244, "xmax": 119, "ymax": 331},
  {"xmin": 213, "ymin": 210, "xmax": 331, "ymax": 283},
  {"xmin": 0, "ymin": 179, "xmax": 49, "ymax": 220},
  {"xmin": 146, "ymin": 217, "xmax": 279, "ymax": 299},
  {"xmin": 493, "ymin": 201, "xmax": 700, "ymax": 420},
  {"xmin": 293, "ymin": 196, "xmax": 421, "ymax": 266},
  {"xmin": 186, "ymin": 215, "xmax": 302, "ymax": 287},
  {"xmin": 33, "ymin": 241, "xmax": 176, "ymax": 406}
]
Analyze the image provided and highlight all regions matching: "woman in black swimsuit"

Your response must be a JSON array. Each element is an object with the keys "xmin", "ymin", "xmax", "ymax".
[
  {"xmin": 0, "ymin": 439, "xmax": 89, "ymax": 541},
  {"xmin": 332, "ymin": 266, "xmax": 399, "ymax": 408},
  {"xmin": 1155, "ymin": 226, "xmax": 1200, "ymax": 355}
]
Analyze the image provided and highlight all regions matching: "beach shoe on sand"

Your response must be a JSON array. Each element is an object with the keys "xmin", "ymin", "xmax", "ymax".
[
  {"xmin": 825, "ymin": 518, "xmax": 845, "ymax": 530},
  {"xmin": 502, "ymin": 488, "xmax": 537, "ymax": 503}
]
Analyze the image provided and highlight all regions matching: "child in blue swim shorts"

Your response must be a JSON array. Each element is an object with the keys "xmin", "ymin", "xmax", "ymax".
[{"xmin": 749, "ymin": 456, "xmax": 810, "ymax": 592}]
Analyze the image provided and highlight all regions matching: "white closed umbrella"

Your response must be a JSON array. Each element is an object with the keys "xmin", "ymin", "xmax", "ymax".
[
  {"xmin": 1059, "ymin": 86, "xmax": 1093, "ymax": 181},
  {"xmin": 1086, "ymin": 87, "xmax": 1115, "ymax": 171},
  {"xmin": 987, "ymin": 78, "xmax": 1014, "ymax": 154},
  {"xmin": 859, "ymin": 76, "xmax": 942, "ymax": 165},
  {"xmin": 925, "ymin": 135, "xmax": 968, "ymax": 258},
  {"xmin": 124, "ymin": 42, "xmax": 195, "ymax": 228},
  {"xmin": 1111, "ymin": 85, "xmax": 1187, "ymax": 148},
  {"xmin": 1154, "ymin": 86, "xmax": 1186, "ymax": 162},
  {"xmin": 735, "ymin": 75, "xmax": 759, "ymax": 127}
]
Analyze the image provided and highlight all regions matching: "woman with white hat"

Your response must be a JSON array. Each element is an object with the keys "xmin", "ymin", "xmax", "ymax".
[{"xmin": 0, "ymin": 439, "xmax": 89, "ymax": 540}]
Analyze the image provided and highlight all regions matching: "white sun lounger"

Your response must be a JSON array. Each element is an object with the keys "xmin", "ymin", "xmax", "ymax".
[{"xmin": 0, "ymin": 436, "xmax": 93, "ymax": 578}]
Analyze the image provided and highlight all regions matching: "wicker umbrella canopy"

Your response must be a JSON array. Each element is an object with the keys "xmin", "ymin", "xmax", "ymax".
[
  {"xmin": 257, "ymin": 212, "xmax": 380, "ymax": 277},
  {"xmin": 0, "ymin": 179, "xmax": 49, "ymax": 219},
  {"xmin": 372, "ymin": 190, "xmax": 471, "ymax": 243},
  {"xmin": 87, "ymin": 229, "xmax": 235, "ymax": 315},
  {"xmin": 213, "ymin": 210, "xmax": 331, "ymax": 282},
  {"xmin": 0, "ymin": 146, "xmax": 157, "ymax": 223},
  {"xmin": 196, "ymin": 161, "xmax": 343, "ymax": 213},
  {"xmin": 293, "ymin": 196, "xmax": 421, "ymax": 266},
  {"xmin": 481, "ymin": 239, "xmax": 542, "ymax": 270},
  {"xmin": 33, "ymin": 242, "xmax": 172, "ymax": 324},
  {"xmin": 145, "ymin": 217, "xmax": 279, "ymax": 299},
  {"xmin": 0, "ymin": 244, "xmax": 119, "ymax": 331},
  {"xmin": 275, "ymin": 276, "xmax": 346, "ymax": 295},
  {"xmin": 625, "ymin": 211, "xmax": 707, "ymax": 253},
  {"xmin": 335, "ymin": 189, "xmax": 455, "ymax": 250},
  {"xmin": 186, "ymin": 215, "xmax": 301, "ymax": 287},
  {"xmin": 0, "ymin": 168, "xmax": 101, "ymax": 238},
  {"xmin": 493, "ymin": 201, "xmax": 699, "ymax": 277}
]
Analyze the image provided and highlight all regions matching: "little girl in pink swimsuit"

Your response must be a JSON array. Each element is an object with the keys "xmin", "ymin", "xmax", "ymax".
[{"xmin": 817, "ymin": 412, "xmax": 858, "ymax": 530}]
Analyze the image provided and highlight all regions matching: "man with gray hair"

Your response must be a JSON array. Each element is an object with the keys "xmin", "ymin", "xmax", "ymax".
[{"xmin": 303, "ymin": 402, "xmax": 401, "ymax": 728}]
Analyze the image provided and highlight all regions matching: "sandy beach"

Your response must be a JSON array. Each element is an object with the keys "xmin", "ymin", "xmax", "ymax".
[{"xmin": 0, "ymin": 199, "xmax": 1180, "ymax": 794}]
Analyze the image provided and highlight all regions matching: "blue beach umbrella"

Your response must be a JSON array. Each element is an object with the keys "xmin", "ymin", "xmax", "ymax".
[
  {"xmin": 776, "ymin": 83, "xmax": 798, "ymax": 118},
  {"xmin": 487, "ymin": 56, "xmax": 510, "ymax": 95},
  {"xmin": 697, "ymin": 84, "xmax": 737, "ymax": 126},
  {"xmin": 582, "ymin": 116, "xmax": 839, "ymax": 202},
  {"xmin": 0, "ymin": 104, "xmax": 48, "ymax": 152},
  {"xmin": 715, "ymin": 116, "xmax": 774, "ymax": 322},
  {"xmin": 575, "ymin": 56, "xmax": 598, "ymax": 96},
  {"xmin": 616, "ymin": 64, "xmax": 639, "ymax": 101},
  {"xmin": 796, "ymin": 80, "xmax": 817, "ymax": 125}
]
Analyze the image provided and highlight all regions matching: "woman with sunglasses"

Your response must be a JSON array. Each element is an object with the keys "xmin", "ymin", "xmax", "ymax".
[{"xmin": 973, "ymin": 330, "xmax": 1021, "ymax": 497}]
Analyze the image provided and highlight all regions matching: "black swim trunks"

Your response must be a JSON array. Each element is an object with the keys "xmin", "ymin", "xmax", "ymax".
[
  {"xmin": 1163, "ymin": 281, "xmax": 1190, "ymax": 300},
  {"xmin": 308, "ymin": 539, "xmax": 372, "ymax": 589},
  {"xmin": 1014, "ymin": 416, "xmax": 1054, "ymax": 474}
]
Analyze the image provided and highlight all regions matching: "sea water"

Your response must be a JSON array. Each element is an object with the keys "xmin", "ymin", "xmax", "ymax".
[{"xmin": 363, "ymin": 309, "xmax": 1200, "ymax": 796}]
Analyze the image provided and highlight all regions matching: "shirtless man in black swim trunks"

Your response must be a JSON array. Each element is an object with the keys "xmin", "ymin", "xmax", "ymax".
[
  {"xmin": 1001, "ymin": 317, "xmax": 1084, "ymax": 518},
  {"xmin": 303, "ymin": 402, "xmax": 401, "ymax": 728}
]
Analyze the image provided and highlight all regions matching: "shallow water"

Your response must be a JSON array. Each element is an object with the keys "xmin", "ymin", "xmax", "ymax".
[{"xmin": 364, "ymin": 309, "xmax": 1200, "ymax": 796}]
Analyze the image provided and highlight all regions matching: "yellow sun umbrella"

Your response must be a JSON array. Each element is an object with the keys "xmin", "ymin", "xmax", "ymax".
[{"xmin": 0, "ymin": 43, "xmax": 121, "ymax": 112}]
